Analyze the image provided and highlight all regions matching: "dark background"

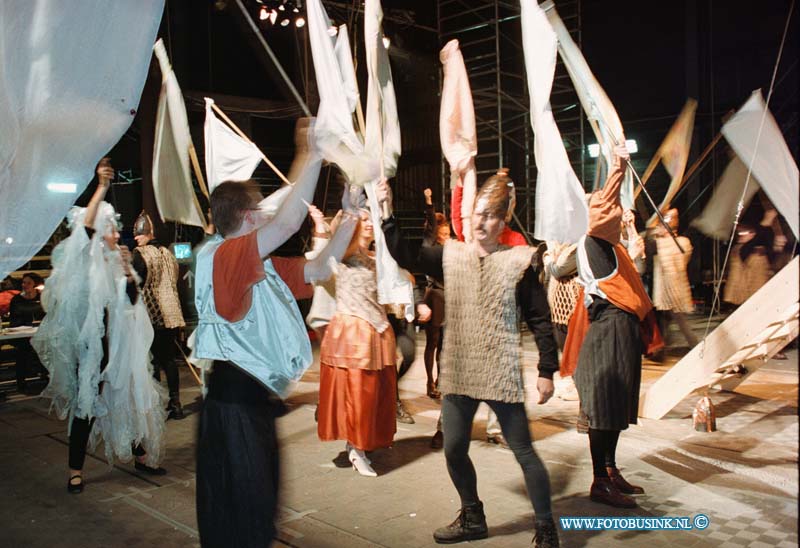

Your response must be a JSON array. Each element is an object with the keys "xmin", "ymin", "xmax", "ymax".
[{"xmin": 73, "ymin": 0, "xmax": 798, "ymax": 282}]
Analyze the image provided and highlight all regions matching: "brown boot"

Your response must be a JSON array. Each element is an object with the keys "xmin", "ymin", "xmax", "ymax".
[
  {"xmin": 590, "ymin": 477, "xmax": 637, "ymax": 508},
  {"xmin": 607, "ymin": 467, "xmax": 644, "ymax": 494}
]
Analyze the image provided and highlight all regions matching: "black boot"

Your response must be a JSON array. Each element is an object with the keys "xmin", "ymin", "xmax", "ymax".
[
  {"xmin": 433, "ymin": 502, "xmax": 488, "ymax": 544},
  {"xmin": 167, "ymin": 397, "xmax": 184, "ymax": 420},
  {"xmin": 533, "ymin": 518, "xmax": 560, "ymax": 548}
]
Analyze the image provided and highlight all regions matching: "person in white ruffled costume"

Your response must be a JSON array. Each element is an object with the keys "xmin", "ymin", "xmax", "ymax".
[{"xmin": 32, "ymin": 159, "xmax": 167, "ymax": 494}]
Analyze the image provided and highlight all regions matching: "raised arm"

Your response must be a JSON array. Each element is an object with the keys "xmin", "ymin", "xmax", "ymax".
[
  {"xmin": 84, "ymin": 159, "xmax": 113, "ymax": 229},
  {"xmin": 303, "ymin": 187, "xmax": 360, "ymax": 284},
  {"xmin": 587, "ymin": 144, "xmax": 629, "ymax": 243},
  {"xmin": 256, "ymin": 118, "xmax": 323, "ymax": 258}
]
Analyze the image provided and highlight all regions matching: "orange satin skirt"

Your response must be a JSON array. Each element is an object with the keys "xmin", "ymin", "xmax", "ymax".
[{"xmin": 317, "ymin": 314, "xmax": 397, "ymax": 451}]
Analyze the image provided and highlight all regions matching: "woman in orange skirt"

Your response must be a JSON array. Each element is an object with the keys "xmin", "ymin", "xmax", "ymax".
[{"xmin": 317, "ymin": 209, "xmax": 397, "ymax": 477}]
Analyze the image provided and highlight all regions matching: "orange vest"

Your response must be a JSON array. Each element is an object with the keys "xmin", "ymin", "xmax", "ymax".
[{"xmin": 560, "ymin": 243, "xmax": 663, "ymax": 376}]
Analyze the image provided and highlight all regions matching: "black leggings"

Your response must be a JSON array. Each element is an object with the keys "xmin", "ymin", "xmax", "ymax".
[
  {"xmin": 588, "ymin": 428, "xmax": 620, "ymax": 477},
  {"xmin": 152, "ymin": 327, "xmax": 180, "ymax": 400},
  {"xmin": 442, "ymin": 394, "xmax": 553, "ymax": 519},
  {"xmin": 69, "ymin": 416, "xmax": 145, "ymax": 470}
]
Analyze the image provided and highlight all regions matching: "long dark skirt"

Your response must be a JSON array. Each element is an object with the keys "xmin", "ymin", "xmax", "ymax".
[
  {"xmin": 574, "ymin": 301, "xmax": 642, "ymax": 431},
  {"xmin": 196, "ymin": 361, "xmax": 283, "ymax": 548}
]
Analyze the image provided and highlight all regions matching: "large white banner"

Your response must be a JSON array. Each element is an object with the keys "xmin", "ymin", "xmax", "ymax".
[
  {"xmin": 543, "ymin": 0, "xmax": 635, "ymax": 210},
  {"xmin": 722, "ymin": 90, "xmax": 798, "ymax": 238},
  {"xmin": 0, "ymin": 1, "xmax": 165, "ymax": 279},
  {"xmin": 521, "ymin": 0, "xmax": 588, "ymax": 244},
  {"xmin": 307, "ymin": 0, "xmax": 412, "ymax": 317}
]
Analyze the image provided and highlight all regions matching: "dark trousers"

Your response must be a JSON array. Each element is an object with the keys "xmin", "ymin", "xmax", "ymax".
[
  {"xmin": 389, "ymin": 316, "xmax": 416, "ymax": 381},
  {"xmin": 442, "ymin": 394, "xmax": 553, "ymax": 520},
  {"xmin": 197, "ymin": 362, "xmax": 281, "ymax": 548},
  {"xmin": 151, "ymin": 327, "xmax": 180, "ymax": 400},
  {"xmin": 424, "ymin": 324, "xmax": 444, "ymax": 385}
]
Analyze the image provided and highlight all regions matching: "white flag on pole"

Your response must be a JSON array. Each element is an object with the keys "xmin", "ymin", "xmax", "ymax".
[
  {"xmin": 152, "ymin": 39, "xmax": 206, "ymax": 228},
  {"xmin": 203, "ymin": 98, "xmax": 263, "ymax": 193}
]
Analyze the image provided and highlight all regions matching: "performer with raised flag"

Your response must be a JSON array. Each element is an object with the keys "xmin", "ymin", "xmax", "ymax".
[
  {"xmin": 561, "ymin": 144, "xmax": 663, "ymax": 509},
  {"xmin": 379, "ymin": 174, "xmax": 561, "ymax": 548},
  {"xmin": 193, "ymin": 119, "xmax": 359, "ymax": 547}
]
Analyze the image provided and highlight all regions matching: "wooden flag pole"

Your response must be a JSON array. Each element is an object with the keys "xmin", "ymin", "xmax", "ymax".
[
  {"xmin": 188, "ymin": 143, "xmax": 210, "ymax": 198},
  {"xmin": 210, "ymin": 103, "xmax": 292, "ymax": 186}
]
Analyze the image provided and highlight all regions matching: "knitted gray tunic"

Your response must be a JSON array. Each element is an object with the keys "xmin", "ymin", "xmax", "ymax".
[{"xmin": 440, "ymin": 240, "xmax": 534, "ymax": 403}]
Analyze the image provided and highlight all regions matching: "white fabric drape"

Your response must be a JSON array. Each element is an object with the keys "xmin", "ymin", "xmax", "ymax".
[
  {"xmin": 439, "ymin": 39, "xmax": 478, "ymax": 243},
  {"xmin": 721, "ymin": 90, "xmax": 799, "ymax": 238},
  {"xmin": 203, "ymin": 98, "xmax": 263, "ymax": 193},
  {"xmin": 307, "ymin": 0, "xmax": 413, "ymax": 318},
  {"xmin": 543, "ymin": 1, "xmax": 634, "ymax": 210},
  {"xmin": 521, "ymin": 1, "xmax": 588, "ymax": 244},
  {"xmin": 0, "ymin": 1, "xmax": 164, "ymax": 279},
  {"xmin": 691, "ymin": 155, "xmax": 760, "ymax": 239},
  {"xmin": 152, "ymin": 39, "xmax": 206, "ymax": 228}
]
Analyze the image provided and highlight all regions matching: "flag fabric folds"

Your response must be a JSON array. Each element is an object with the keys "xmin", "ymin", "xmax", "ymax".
[
  {"xmin": 0, "ymin": 1, "xmax": 164, "ymax": 279},
  {"xmin": 639, "ymin": 99, "xmax": 697, "ymax": 226},
  {"xmin": 543, "ymin": 0, "xmax": 634, "ymax": 210},
  {"xmin": 204, "ymin": 98, "xmax": 263, "ymax": 193},
  {"xmin": 307, "ymin": 0, "xmax": 413, "ymax": 318},
  {"xmin": 691, "ymin": 155, "xmax": 760, "ymax": 239},
  {"xmin": 439, "ymin": 39, "xmax": 478, "ymax": 243},
  {"xmin": 521, "ymin": 0, "xmax": 588, "ymax": 244},
  {"xmin": 152, "ymin": 40, "xmax": 206, "ymax": 229},
  {"xmin": 721, "ymin": 90, "xmax": 798, "ymax": 238}
]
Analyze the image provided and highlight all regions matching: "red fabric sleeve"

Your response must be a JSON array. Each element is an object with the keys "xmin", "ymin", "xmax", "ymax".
[
  {"xmin": 499, "ymin": 227, "xmax": 528, "ymax": 247},
  {"xmin": 213, "ymin": 232, "xmax": 265, "ymax": 322},
  {"xmin": 451, "ymin": 186, "xmax": 465, "ymax": 242},
  {"xmin": 271, "ymin": 257, "xmax": 313, "ymax": 300}
]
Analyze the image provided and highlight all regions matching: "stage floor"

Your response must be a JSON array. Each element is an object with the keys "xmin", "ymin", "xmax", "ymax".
[{"xmin": 1, "ymin": 317, "xmax": 796, "ymax": 547}]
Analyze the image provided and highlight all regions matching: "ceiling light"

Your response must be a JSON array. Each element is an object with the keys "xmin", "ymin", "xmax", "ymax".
[
  {"xmin": 278, "ymin": 4, "xmax": 285, "ymax": 11},
  {"xmin": 382, "ymin": 36, "xmax": 390, "ymax": 49},
  {"xmin": 587, "ymin": 139, "xmax": 638, "ymax": 159},
  {"xmin": 269, "ymin": 9, "xmax": 278, "ymax": 24},
  {"xmin": 259, "ymin": 6, "xmax": 268, "ymax": 20},
  {"xmin": 280, "ymin": 18, "xmax": 290, "ymax": 26},
  {"xmin": 4, "ymin": 237, "xmax": 13, "ymax": 245},
  {"xmin": 295, "ymin": 17, "xmax": 305, "ymax": 28}
]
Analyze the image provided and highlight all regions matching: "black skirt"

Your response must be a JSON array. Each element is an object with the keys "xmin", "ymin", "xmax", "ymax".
[
  {"xmin": 196, "ymin": 361, "xmax": 284, "ymax": 548},
  {"xmin": 574, "ymin": 300, "xmax": 642, "ymax": 431}
]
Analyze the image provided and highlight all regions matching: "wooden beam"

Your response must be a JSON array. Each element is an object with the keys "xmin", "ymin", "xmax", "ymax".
[{"xmin": 639, "ymin": 256, "xmax": 799, "ymax": 419}]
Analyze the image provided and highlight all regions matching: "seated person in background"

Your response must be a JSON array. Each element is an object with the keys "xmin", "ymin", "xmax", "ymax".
[
  {"xmin": 10, "ymin": 273, "xmax": 46, "ymax": 392},
  {"xmin": 0, "ymin": 276, "xmax": 20, "ymax": 318}
]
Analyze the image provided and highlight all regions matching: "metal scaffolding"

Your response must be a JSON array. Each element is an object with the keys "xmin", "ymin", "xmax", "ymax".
[{"xmin": 436, "ymin": 0, "xmax": 584, "ymax": 239}]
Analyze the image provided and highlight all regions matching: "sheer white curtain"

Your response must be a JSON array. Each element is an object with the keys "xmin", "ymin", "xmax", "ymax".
[{"xmin": 0, "ymin": 1, "xmax": 165, "ymax": 279}]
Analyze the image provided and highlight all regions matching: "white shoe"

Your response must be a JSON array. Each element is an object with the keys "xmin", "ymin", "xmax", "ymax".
[
  {"xmin": 349, "ymin": 447, "xmax": 377, "ymax": 477},
  {"xmin": 346, "ymin": 442, "xmax": 371, "ymax": 464}
]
